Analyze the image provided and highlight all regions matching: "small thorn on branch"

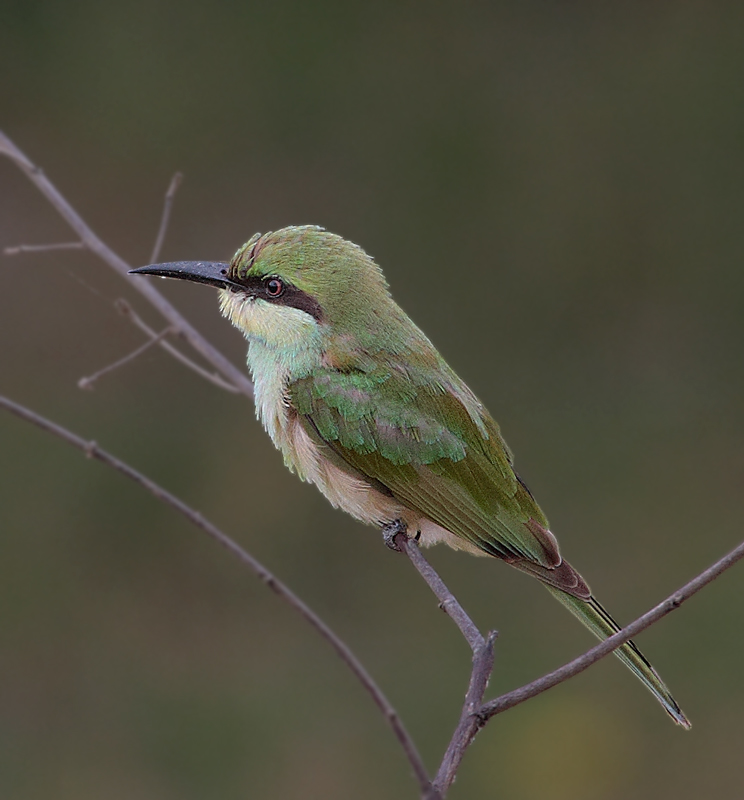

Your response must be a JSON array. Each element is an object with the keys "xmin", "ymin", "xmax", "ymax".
[{"xmin": 4, "ymin": 241, "xmax": 85, "ymax": 256}]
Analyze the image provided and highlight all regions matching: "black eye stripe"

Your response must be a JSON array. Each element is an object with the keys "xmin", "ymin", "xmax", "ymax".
[{"xmin": 232, "ymin": 276, "xmax": 324, "ymax": 322}]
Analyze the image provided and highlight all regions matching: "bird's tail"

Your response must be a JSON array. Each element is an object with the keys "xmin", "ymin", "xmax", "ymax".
[{"xmin": 541, "ymin": 584, "xmax": 691, "ymax": 728}]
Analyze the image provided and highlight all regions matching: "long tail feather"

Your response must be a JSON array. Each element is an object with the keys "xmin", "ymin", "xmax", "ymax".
[{"xmin": 541, "ymin": 584, "xmax": 691, "ymax": 728}]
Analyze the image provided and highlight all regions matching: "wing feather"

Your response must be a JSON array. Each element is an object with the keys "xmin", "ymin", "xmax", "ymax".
[{"xmin": 290, "ymin": 366, "xmax": 562, "ymax": 569}]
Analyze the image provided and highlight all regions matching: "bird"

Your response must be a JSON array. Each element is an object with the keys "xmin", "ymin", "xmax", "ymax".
[{"xmin": 132, "ymin": 225, "xmax": 690, "ymax": 728}]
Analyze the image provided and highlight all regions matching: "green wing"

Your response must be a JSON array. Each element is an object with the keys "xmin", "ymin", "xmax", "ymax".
[{"xmin": 290, "ymin": 364, "xmax": 561, "ymax": 570}]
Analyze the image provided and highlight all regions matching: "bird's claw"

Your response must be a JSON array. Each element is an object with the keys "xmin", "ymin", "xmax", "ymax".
[
  {"xmin": 381, "ymin": 519, "xmax": 408, "ymax": 551},
  {"xmin": 381, "ymin": 519, "xmax": 418, "ymax": 551}
]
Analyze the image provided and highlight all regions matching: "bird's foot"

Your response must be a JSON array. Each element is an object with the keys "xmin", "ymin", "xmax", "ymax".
[{"xmin": 381, "ymin": 519, "xmax": 419, "ymax": 551}]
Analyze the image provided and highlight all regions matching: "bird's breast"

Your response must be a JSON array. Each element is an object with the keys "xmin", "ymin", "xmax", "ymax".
[{"xmin": 247, "ymin": 343, "xmax": 407, "ymax": 527}]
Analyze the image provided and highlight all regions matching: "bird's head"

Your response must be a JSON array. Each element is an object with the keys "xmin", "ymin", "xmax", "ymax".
[{"xmin": 132, "ymin": 226, "xmax": 393, "ymax": 353}]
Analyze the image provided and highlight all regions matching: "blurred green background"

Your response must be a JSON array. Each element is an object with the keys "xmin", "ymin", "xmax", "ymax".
[{"xmin": 1, "ymin": 2, "xmax": 743, "ymax": 798}]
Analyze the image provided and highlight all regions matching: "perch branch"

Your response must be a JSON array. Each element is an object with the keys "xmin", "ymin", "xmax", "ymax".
[
  {"xmin": 396, "ymin": 534, "xmax": 497, "ymax": 795},
  {"xmin": 396, "ymin": 530, "xmax": 744, "ymax": 795},
  {"xmin": 396, "ymin": 533, "xmax": 489, "ymax": 651},
  {"xmin": 0, "ymin": 393, "xmax": 437, "ymax": 800},
  {"xmin": 433, "ymin": 628, "xmax": 497, "ymax": 794},
  {"xmin": 0, "ymin": 130, "xmax": 254, "ymax": 399}
]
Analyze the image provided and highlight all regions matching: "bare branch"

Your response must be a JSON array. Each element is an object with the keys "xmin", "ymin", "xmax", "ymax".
[
  {"xmin": 4, "ymin": 241, "xmax": 84, "ymax": 255},
  {"xmin": 150, "ymin": 172, "xmax": 183, "ymax": 263},
  {"xmin": 395, "ymin": 533, "xmax": 496, "ymax": 795},
  {"xmin": 396, "ymin": 528, "xmax": 743, "ymax": 794},
  {"xmin": 0, "ymin": 130, "xmax": 254, "ymax": 399},
  {"xmin": 433, "ymin": 630, "xmax": 496, "ymax": 794},
  {"xmin": 396, "ymin": 533, "xmax": 488, "ymax": 652},
  {"xmin": 0, "ymin": 393, "xmax": 436, "ymax": 799},
  {"xmin": 78, "ymin": 325, "xmax": 174, "ymax": 390},
  {"xmin": 480, "ymin": 538, "xmax": 744, "ymax": 721},
  {"xmin": 115, "ymin": 299, "xmax": 240, "ymax": 393}
]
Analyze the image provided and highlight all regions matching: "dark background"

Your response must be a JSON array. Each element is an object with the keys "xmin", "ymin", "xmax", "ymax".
[{"xmin": 2, "ymin": 2, "xmax": 743, "ymax": 798}]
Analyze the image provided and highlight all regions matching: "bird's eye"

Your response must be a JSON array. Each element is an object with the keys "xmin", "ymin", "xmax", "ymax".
[{"xmin": 266, "ymin": 278, "xmax": 285, "ymax": 297}]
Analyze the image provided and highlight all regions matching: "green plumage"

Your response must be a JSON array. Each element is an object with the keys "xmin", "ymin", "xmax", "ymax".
[
  {"xmin": 291, "ymin": 366, "xmax": 545, "ymax": 563},
  {"xmin": 134, "ymin": 225, "xmax": 690, "ymax": 729}
]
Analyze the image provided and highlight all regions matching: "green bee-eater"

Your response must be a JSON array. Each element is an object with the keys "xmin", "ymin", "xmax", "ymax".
[{"xmin": 133, "ymin": 225, "xmax": 689, "ymax": 727}]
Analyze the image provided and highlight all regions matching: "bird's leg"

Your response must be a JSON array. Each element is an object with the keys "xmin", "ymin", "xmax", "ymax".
[{"xmin": 381, "ymin": 519, "xmax": 419, "ymax": 551}]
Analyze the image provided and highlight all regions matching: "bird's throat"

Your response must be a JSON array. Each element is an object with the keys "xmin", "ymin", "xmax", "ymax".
[
  {"xmin": 219, "ymin": 289, "xmax": 320, "ymax": 352},
  {"xmin": 243, "ymin": 331, "xmax": 323, "ymax": 448}
]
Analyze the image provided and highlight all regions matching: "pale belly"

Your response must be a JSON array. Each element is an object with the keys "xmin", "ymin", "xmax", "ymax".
[{"xmin": 275, "ymin": 412, "xmax": 484, "ymax": 555}]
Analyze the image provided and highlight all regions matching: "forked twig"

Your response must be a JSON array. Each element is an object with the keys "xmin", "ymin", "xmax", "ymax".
[
  {"xmin": 434, "ymin": 629, "xmax": 497, "ymax": 793},
  {"xmin": 0, "ymin": 130, "xmax": 254, "ymax": 399},
  {"xmin": 394, "ymin": 535, "xmax": 498, "ymax": 793},
  {"xmin": 397, "ymin": 529, "xmax": 744, "ymax": 794},
  {"xmin": 78, "ymin": 325, "xmax": 175, "ymax": 390},
  {"xmin": 115, "ymin": 299, "xmax": 239, "ymax": 393}
]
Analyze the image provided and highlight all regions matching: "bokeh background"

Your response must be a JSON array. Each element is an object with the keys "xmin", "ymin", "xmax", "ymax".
[{"xmin": 2, "ymin": 3, "xmax": 743, "ymax": 798}]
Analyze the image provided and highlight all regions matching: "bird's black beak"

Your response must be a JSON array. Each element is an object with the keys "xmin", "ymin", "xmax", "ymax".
[{"xmin": 130, "ymin": 261, "xmax": 242, "ymax": 291}]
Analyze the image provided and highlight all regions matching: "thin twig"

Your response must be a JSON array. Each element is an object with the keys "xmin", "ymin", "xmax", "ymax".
[
  {"xmin": 0, "ymin": 393, "xmax": 436, "ymax": 799},
  {"xmin": 150, "ymin": 172, "xmax": 183, "ymax": 263},
  {"xmin": 480, "ymin": 539, "xmax": 744, "ymax": 721},
  {"xmin": 4, "ymin": 241, "xmax": 85, "ymax": 255},
  {"xmin": 78, "ymin": 326, "xmax": 174, "ymax": 390},
  {"xmin": 0, "ymin": 130, "xmax": 254, "ymax": 399},
  {"xmin": 396, "ymin": 533, "xmax": 487, "ymax": 652},
  {"xmin": 115, "ymin": 299, "xmax": 239, "ymax": 393}
]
